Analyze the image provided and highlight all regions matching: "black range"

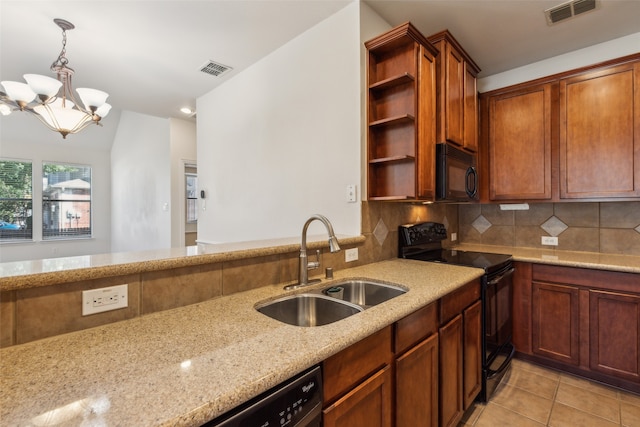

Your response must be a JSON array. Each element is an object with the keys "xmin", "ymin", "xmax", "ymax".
[{"xmin": 398, "ymin": 222, "xmax": 515, "ymax": 403}]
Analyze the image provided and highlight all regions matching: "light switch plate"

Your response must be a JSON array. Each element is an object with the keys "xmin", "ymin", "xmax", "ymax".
[
  {"xmin": 346, "ymin": 184, "xmax": 357, "ymax": 203},
  {"xmin": 345, "ymin": 248, "xmax": 358, "ymax": 262}
]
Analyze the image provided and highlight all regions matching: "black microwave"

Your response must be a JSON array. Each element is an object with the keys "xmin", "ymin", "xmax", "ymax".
[{"xmin": 436, "ymin": 143, "xmax": 478, "ymax": 201}]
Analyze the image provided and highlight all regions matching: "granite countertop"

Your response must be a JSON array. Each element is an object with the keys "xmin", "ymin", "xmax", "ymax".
[
  {"xmin": 0, "ymin": 259, "xmax": 483, "ymax": 427},
  {"xmin": 452, "ymin": 244, "xmax": 640, "ymax": 274},
  {"xmin": 0, "ymin": 234, "xmax": 365, "ymax": 291}
]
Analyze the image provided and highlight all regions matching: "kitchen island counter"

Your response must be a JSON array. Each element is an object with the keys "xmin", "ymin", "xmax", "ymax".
[{"xmin": 0, "ymin": 258, "xmax": 482, "ymax": 427}]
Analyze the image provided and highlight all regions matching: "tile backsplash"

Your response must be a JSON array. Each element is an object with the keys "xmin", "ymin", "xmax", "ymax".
[{"xmin": 458, "ymin": 202, "xmax": 640, "ymax": 255}]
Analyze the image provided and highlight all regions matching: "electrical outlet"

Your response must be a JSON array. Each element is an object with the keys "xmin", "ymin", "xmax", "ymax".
[
  {"xmin": 82, "ymin": 284, "xmax": 128, "ymax": 316},
  {"xmin": 345, "ymin": 248, "xmax": 358, "ymax": 262},
  {"xmin": 451, "ymin": 232, "xmax": 457, "ymax": 242},
  {"xmin": 541, "ymin": 236, "xmax": 558, "ymax": 246}
]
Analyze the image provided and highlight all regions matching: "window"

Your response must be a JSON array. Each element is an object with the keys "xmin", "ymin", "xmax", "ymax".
[
  {"xmin": 0, "ymin": 160, "xmax": 33, "ymax": 241},
  {"xmin": 42, "ymin": 162, "xmax": 92, "ymax": 239},
  {"xmin": 186, "ymin": 172, "xmax": 198, "ymax": 223}
]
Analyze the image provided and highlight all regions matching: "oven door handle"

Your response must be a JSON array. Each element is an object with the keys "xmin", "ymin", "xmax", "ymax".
[
  {"xmin": 487, "ymin": 268, "xmax": 515, "ymax": 286},
  {"xmin": 487, "ymin": 344, "xmax": 516, "ymax": 378}
]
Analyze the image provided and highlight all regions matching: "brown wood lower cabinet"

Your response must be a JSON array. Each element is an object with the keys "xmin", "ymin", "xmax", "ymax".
[
  {"xmin": 463, "ymin": 300, "xmax": 482, "ymax": 408},
  {"xmin": 513, "ymin": 262, "xmax": 640, "ymax": 394},
  {"xmin": 323, "ymin": 326, "xmax": 393, "ymax": 427},
  {"xmin": 395, "ymin": 302, "xmax": 439, "ymax": 427},
  {"xmin": 396, "ymin": 333, "xmax": 439, "ymax": 427},
  {"xmin": 532, "ymin": 282, "xmax": 580, "ymax": 365},
  {"xmin": 322, "ymin": 278, "xmax": 482, "ymax": 427},
  {"xmin": 323, "ymin": 365, "xmax": 393, "ymax": 427},
  {"xmin": 439, "ymin": 314, "xmax": 463, "ymax": 427},
  {"xmin": 589, "ymin": 290, "xmax": 640, "ymax": 382}
]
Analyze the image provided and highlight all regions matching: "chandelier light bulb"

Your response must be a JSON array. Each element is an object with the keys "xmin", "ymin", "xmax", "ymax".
[
  {"xmin": 95, "ymin": 103, "xmax": 112, "ymax": 118},
  {"xmin": 23, "ymin": 74, "xmax": 63, "ymax": 100},
  {"xmin": 1, "ymin": 81, "xmax": 37, "ymax": 106},
  {"xmin": 76, "ymin": 88, "xmax": 109, "ymax": 111}
]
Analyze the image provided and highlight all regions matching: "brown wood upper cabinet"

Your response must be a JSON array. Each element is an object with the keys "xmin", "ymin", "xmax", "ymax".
[
  {"xmin": 559, "ymin": 61, "xmax": 640, "ymax": 199},
  {"xmin": 486, "ymin": 83, "xmax": 555, "ymax": 200},
  {"xmin": 480, "ymin": 54, "xmax": 640, "ymax": 202},
  {"xmin": 365, "ymin": 22, "xmax": 439, "ymax": 201},
  {"xmin": 428, "ymin": 30, "xmax": 481, "ymax": 153}
]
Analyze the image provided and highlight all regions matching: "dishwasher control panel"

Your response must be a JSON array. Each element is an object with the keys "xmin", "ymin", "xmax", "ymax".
[{"xmin": 205, "ymin": 365, "xmax": 322, "ymax": 426}]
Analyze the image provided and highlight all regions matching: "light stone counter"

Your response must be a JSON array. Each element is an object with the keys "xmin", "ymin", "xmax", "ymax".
[
  {"xmin": 0, "ymin": 259, "xmax": 483, "ymax": 427},
  {"xmin": 0, "ymin": 234, "xmax": 364, "ymax": 291},
  {"xmin": 451, "ymin": 244, "xmax": 640, "ymax": 274}
]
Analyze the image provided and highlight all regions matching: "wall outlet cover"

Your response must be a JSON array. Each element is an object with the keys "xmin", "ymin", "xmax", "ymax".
[
  {"xmin": 541, "ymin": 236, "xmax": 559, "ymax": 246},
  {"xmin": 82, "ymin": 284, "xmax": 128, "ymax": 316}
]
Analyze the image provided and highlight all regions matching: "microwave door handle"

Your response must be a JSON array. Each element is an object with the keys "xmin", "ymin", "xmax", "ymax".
[{"xmin": 466, "ymin": 166, "xmax": 478, "ymax": 198}]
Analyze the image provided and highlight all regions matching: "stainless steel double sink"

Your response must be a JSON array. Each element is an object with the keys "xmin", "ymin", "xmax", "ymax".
[{"xmin": 255, "ymin": 280, "xmax": 407, "ymax": 327}]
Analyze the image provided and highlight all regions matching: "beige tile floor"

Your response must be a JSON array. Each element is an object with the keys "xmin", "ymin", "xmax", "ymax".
[{"xmin": 460, "ymin": 359, "xmax": 640, "ymax": 426}]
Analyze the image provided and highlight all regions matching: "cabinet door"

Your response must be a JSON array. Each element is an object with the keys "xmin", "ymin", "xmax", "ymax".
[
  {"xmin": 532, "ymin": 282, "xmax": 580, "ymax": 365},
  {"xmin": 417, "ymin": 44, "xmax": 438, "ymax": 200},
  {"xmin": 463, "ymin": 64, "xmax": 478, "ymax": 152},
  {"xmin": 488, "ymin": 83, "xmax": 553, "ymax": 200},
  {"xmin": 439, "ymin": 314, "xmax": 463, "ymax": 427},
  {"xmin": 444, "ymin": 44, "xmax": 465, "ymax": 146},
  {"xmin": 323, "ymin": 326, "xmax": 392, "ymax": 404},
  {"xmin": 590, "ymin": 290, "xmax": 640, "ymax": 382},
  {"xmin": 396, "ymin": 333, "xmax": 439, "ymax": 427},
  {"xmin": 323, "ymin": 365, "xmax": 392, "ymax": 427},
  {"xmin": 463, "ymin": 300, "xmax": 482, "ymax": 408},
  {"xmin": 559, "ymin": 61, "xmax": 640, "ymax": 198}
]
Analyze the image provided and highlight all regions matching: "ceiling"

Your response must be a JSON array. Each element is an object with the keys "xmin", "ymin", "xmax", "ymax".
[{"xmin": 1, "ymin": 0, "xmax": 639, "ymax": 124}]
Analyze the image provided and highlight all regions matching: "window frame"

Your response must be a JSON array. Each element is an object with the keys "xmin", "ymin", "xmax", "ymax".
[{"xmin": 42, "ymin": 161, "xmax": 93, "ymax": 241}]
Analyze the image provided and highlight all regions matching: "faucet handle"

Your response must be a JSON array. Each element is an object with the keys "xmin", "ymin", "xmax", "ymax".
[{"xmin": 307, "ymin": 249, "xmax": 320, "ymax": 270}]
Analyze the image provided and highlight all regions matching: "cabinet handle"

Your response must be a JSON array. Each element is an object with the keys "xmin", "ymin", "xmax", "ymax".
[{"xmin": 487, "ymin": 268, "xmax": 515, "ymax": 286}]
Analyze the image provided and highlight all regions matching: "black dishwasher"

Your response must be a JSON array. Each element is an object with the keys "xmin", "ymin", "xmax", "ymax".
[{"xmin": 203, "ymin": 365, "xmax": 322, "ymax": 427}]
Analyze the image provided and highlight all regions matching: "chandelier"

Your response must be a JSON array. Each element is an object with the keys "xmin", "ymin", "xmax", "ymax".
[{"xmin": 0, "ymin": 19, "xmax": 111, "ymax": 139}]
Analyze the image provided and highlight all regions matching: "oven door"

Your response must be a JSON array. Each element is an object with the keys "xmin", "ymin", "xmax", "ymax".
[{"xmin": 483, "ymin": 265, "xmax": 514, "ymax": 361}]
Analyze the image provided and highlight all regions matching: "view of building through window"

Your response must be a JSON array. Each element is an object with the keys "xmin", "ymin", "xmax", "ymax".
[
  {"xmin": 0, "ymin": 160, "xmax": 33, "ymax": 240},
  {"xmin": 42, "ymin": 162, "xmax": 92, "ymax": 239}
]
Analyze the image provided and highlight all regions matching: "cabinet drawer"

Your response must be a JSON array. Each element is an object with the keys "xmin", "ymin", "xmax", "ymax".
[
  {"xmin": 323, "ymin": 325, "xmax": 393, "ymax": 404},
  {"xmin": 395, "ymin": 301, "xmax": 438, "ymax": 354},
  {"xmin": 532, "ymin": 264, "xmax": 640, "ymax": 293},
  {"xmin": 439, "ymin": 279, "xmax": 480, "ymax": 325},
  {"xmin": 323, "ymin": 364, "xmax": 392, "ymax": 427}
]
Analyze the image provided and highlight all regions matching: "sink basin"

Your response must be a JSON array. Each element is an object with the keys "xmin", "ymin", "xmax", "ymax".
[
  {"xmin": 324, "ymin": 280, "xmax": 406, "ymax": 307},
  {"xmin": 256, "ymin": 294, "xmax": 364, "ymax": 327}
]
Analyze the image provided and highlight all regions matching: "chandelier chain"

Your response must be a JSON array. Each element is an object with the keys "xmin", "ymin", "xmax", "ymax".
[{"xmin": 53, "ymin": 27, "xmax": 69, "ymax": 69}]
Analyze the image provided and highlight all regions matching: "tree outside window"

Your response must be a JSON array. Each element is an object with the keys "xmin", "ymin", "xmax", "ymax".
[{"xmin": 0, "ymin": 160, "xmax": 33, "ymax": 241}]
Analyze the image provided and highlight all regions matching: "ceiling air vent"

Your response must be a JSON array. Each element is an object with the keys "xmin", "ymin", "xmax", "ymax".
[
  {"xmin": 545, "ymin": 0, "xmax": 598, "ymax": 25},
  {"xmin": 199, "ymin": 60, "xmax": 233, "ymax": 77}
]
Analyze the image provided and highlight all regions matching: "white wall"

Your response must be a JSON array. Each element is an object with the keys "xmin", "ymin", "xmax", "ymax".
[
  {"xmin": 169, "ymin": 118, "xmax": 197, "ymax": 247},
  {"xmin": 479, "ymin": 32, "xmax": 640, "ymax": 92},
  {"xmin": 197, "ymin": 2, "xmax": 362, "ymax": 243},
  {"xmin": 111, "ymin": 111, "xmax": 171, "ymax": 252},
  {"xmin": 0, "ymin": 114, "xmax": 112, "ymax": 262}
]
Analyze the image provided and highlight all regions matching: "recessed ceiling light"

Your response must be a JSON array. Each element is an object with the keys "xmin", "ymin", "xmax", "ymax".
[{"xmin": 180, "ymin": 107, "xmax": 193, "ymax": 115}]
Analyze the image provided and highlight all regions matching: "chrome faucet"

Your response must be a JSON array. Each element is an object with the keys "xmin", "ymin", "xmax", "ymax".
[{"xmin": 285, "ymin": 214, "xmax": 341, "ymax": 290}]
